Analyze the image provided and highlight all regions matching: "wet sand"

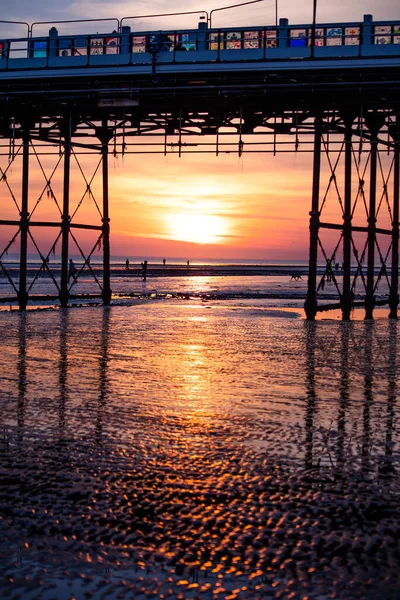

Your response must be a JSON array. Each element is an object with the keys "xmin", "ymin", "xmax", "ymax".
[{"xmin": 0, "ymin": 302, "xmax": 399, "ymax": 599}]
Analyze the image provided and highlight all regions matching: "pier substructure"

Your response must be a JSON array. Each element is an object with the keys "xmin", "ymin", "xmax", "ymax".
[
  {"xmin": 365, "ymin": 116, "xmax": 382, "ymax": 319},
  {"xmin": 0, "ymin": 114, "xmax": 112, "ymax": 308},
  {"xmin": 60, "ymin": 116, "xmax": 72, "ymax": 308},
  {"xmin": 18, "ymin": 127, "xmax": 30, "ymax": 311},
  {"xmin": 99, "ymin": 121, "xmax": 112, "ymax": 305},
  {"xmin": 389, "ymin": 131, "xmax": 400, "ymax": 318},
  {"xmin": 304, "ymin": 116, "xmax": 322, "ymax": 321},
  {"xmin": 0, "ymin": 105, "xmax": 398, "ymax": 315},
  {"xmin": 305, "ymin": 111, "xmax": 398, "ymax": 320},
  {"xmin": 341, "ymin": 114, "xmax": 355, "ymax": 321}
]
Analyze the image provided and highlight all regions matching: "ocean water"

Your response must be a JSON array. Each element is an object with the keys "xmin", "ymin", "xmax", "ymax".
[
  {"xmin": 0, "ymin": 256, "xmax": 392, "ymax": 309},
  {"xmin": 0, "ymin": 300, "xmax": 399, "ymax": 599}
]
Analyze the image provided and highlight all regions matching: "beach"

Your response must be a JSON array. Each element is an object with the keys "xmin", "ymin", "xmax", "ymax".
[{"xmin": 0, "ymin": 297, "xmax": 399, "ymax": 599}]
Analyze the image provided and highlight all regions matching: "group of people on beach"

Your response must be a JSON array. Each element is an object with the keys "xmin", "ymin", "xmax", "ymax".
[{"xmin": 124, "ymin": 258, "xmax": 190, "ymax": 280}]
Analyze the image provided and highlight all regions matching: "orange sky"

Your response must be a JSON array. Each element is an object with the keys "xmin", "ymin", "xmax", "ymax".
[
  {"xmin": 0, "ymin": 145, "xmax": 316, "ymax": 260},
  {"xmin": 1, "ymin": 1, "xmax": 398, "ymax": 262},
  {"xmin": 0, "ymin": 138, "xmax": 395, "ymax": 261}
]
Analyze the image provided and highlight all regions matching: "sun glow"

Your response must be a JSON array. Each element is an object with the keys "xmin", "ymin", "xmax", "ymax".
[{"xmin": 167, "ymin": 213, "xmax": 229, "ymax": 245}]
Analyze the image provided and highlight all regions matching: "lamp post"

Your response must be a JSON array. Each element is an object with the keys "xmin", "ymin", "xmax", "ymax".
[{"xmin": 311, "ymin": 0, "xmax": 317, "ymax": 56}]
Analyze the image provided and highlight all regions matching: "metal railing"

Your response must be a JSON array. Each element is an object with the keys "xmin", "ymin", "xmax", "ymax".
[{"xmin": 0, "ymin": 19, "xmax": 399, "ymax": 67}]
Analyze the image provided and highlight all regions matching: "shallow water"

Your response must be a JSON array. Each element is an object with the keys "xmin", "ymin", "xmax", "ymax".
[{"xmin": 0, "ymin": 301, "xmax": 399, "ymax": 599}]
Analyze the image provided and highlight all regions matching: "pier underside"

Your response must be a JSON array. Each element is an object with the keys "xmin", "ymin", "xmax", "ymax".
[{"xmin": 0, "ymin": 62, "xmax": 399, "ymax": 317}]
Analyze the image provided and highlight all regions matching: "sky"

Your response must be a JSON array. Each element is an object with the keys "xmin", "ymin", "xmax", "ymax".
[{"xmin": 1, "ymin": 1, "xmax": 399, "ymax": 261}]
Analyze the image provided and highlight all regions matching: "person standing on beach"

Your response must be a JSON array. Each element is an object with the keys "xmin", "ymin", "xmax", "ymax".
[
  {"xmin": 142, "ymin": 260, "xmax": 148, "ymax": 281},
  {"xmin": 326, "ymin": 259, "xmax": 334, "ymax": 282},
  {"xmin": 187, "ymin": 260, "xmax": 190, "ymax": 266},
  {"xmin": 125, "ymin": 258, "xmax": 130, "ymax": 270},
  {"xmin": 68, "ymin": 258, "xmax": 78, "ymax": 283},
  {"xmin": 163, "ymin": 258, "xmax": 166, "ymax": 265}
]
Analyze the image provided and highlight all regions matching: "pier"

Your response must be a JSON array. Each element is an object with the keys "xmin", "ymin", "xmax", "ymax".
[{"xmin": 0, "ymin": 12, "xmax": 399, "ymax": 318}]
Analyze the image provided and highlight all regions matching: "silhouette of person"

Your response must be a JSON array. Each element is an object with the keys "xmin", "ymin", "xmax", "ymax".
[
  {"xmin": 68, "ymin": 258, "xmax": 78, "ymax": 283},
  {"xmin": 142, "ymin": 260, "xmax": 148, "ymax": 281},
  {"xmin": 163, "ymin": 258, "xmax": 166, "ymax": 265},
  {"xmin": 326, "ymin": 259, "xmax": 333, "ymax": 282},
  {"xmin": 125, "ymin": 258, "xmax": 130, "ymax": 270},
  {"xmin": 187, "ymin": 260, "xmax": 190, "ymax": 266}
]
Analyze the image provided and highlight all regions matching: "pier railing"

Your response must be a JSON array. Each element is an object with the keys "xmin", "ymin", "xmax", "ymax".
[{"xmin": 0, "ymin": 15, "xmax": 399, "ymax": 70}]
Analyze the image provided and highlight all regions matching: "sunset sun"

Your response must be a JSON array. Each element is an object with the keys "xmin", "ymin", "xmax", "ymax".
[{"xmin": 167, "ymin": 213, "xmax": 229, "ymax": 245}]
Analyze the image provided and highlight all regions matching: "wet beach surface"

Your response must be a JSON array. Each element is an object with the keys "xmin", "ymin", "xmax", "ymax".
[{"xmin": 0, "ymin": 301, "xmax": 399, "ymax": 599}]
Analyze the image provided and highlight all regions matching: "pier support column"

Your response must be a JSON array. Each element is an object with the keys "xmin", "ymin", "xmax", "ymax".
[
  {"xmin": 305, "ymin": 115, "xmax": 322, "ymax": 321},
  {"xmin": 18, "ymin": 127, "xmax": 30, "ymax": 311},
  {"xmin": 59, "ymin": 116, "xmax": 71, "ymax": 308},
  {"xmin": 342, "ymin": 117, "xmax": 354, "ymax": 320},
  {"xmin": 365, "ymin": 120, "xmax": 380, "ymax": 320},
  {"xmin": 101, "ymin": 121, "xmax": 112, "ymax": 305},
  {"xmin": 389, "ymin": 135, "xmax": 399, "ymax": 319}
]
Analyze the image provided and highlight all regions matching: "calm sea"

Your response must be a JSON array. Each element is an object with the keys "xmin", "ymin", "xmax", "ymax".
[{"xmin": 0, "ymin": 255, "xmax": 391, "ymax": 308}]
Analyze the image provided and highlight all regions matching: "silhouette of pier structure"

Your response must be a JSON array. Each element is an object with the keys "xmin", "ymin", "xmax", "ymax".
[{"xmin": 0, "ymin": 12, "xmax": 399, "ymax": 318}]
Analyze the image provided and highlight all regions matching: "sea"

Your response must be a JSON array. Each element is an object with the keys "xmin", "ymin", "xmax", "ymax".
[
  {"xmin": 0, "ymin": 255, "xmax": 392, "ymax": 313},
  {"xmin": 0, "ymin": 256, "xmax": 399, "ymax": 599}
]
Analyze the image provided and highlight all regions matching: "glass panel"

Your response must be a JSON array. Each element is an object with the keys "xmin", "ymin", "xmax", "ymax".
[
  {"xmin": 73, "ymin": 45, "xmax": 87, "ymax": 56},
  {"xmin": 290, "ymin": 29, "xmax": 307, "ymax": 47},
  {"xmin": 59, "ymin": 48, "xmax": 72, "ymax": 57},
  {"xmin": 226, "ymin": 32, "xmax": 241, "ymax": 49},
  {"xmin": 326, "ymin": 27, "xmax": 342, "ymax": 46},
  {"xmin": 375, "ymin": 35, "xmax": 391, "ymax": 44},
  {"xmin": 181, "ymin": 33, "xmax": 196, "ymax": 51},
  {"xmin": 345, "ymin": 26, "xmax": 360, "ymax": 45},
  {"xmin": 33, "ymin": 41, "xmax": 47, "ymax": 58},
  {"xmin": 375, "ymin": 26, "xmax": 391, "ymax": 35},
  {"xmin": 266, "ymin": 30, "xmax": 276, "ymax": 48},
  {"xmin": 166, "ymin": 34, "xmax": 175, "ymax": 51},
  {"xmin": 90, "ymin": 39, "xmax": 104, "ymax": 55},
  {"xmin": 394, "ymin": 36, "xmax": 400, "ymax": 44},
  {"xmin": 105, "ymin": 36, "xmax": 119, "ymax": 55},
  {"xmin": 209, "ymin": 33, "xmax": 223, "ymax": 50},
  {"xmin": 244, "ymin": 31, "xmax": 260, "ymax": 49},
  {"xmin": 132, "ymin": 35, "xmax": 146, "ymax": 53},
  {"xmin": 308, "ymin": 28, "xmax": 325, "ymax": 46},
  {"xmin": 374, "ymin": 26, "xmax": 391, "ymax": 44}
]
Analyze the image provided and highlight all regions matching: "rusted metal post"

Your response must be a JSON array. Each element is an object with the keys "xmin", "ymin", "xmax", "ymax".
[
  {"xmin": 60, "ymin": 116, "xmax": 71, "ymax": 308},
  {"xmin": 101, "ymin": 121, "xmax": 112, "ymax": 305},
  {"xmin": 342, "ymin": 118, "xmax": 353, "ymax": 320},
  {"xmin": 365, "ymin": 122, "xmax": 379, "ymax": 319},
  {"xmin": 305, "ymin": 115, "xmax": 322, "ymax": 321},
  {"xmin": 389, "ymin": 137, "xmax": 399, "ymax": 318},
  {"xmin": 18, "ymin": 127, "xmax": 30, "ymax": 311}
]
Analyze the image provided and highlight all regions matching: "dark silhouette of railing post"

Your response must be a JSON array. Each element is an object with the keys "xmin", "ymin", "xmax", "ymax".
[
  {"xmin": 305, "ymin": 115, "xmax": 322, "ymax": 321},
  {"xmin": 389, "ymin": 130, "xmax": 399, "ymax": 319},
  {"xmin": 365, "ymin": 116, "xmax": 381, "ymax": 319},
  {"xmin": 99, "ymin": 121, "xmax": 113, "ymax": 305},
  {"xmin": 18, "ymin": 126, "xmax": 30, "ymax": 311},
  {"xmin": 342, "ymin": 115, "xmax": 354, "ymax": 320},
  {"xmin": 60, "ymin": 115, "xmax": 72, "ymax": 308}
]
